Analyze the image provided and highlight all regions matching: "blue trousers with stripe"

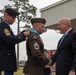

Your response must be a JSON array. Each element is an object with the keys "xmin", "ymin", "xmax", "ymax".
[{"xmin": 0, "ymin": 71, "xmax": 13, "ymax": 75}]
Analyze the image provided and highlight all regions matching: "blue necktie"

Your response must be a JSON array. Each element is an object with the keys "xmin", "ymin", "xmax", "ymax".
[
  {"xmin": 59, "ymin": 34, "xmax": 65, "ymax": 46},
  {"xmin": 62, "ymin": 34, "xmax": 65, "ymax": 40}
]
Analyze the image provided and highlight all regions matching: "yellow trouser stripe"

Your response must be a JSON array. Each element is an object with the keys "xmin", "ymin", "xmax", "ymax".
[{"xmin": 1, "ymin": 71, "xmax": 4, "ymax": 75}]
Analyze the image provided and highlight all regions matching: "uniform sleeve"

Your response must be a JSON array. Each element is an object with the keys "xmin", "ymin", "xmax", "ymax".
[
  {"xmin": 50, "ymin": 51, "xmax": 57, "ymax": 65},
  {"xmin": 28, "ymin": 36, "xmax": 49, "ymax": 65},
  {"xmin": 0, "ymin": 24, "xmax": 26, "ymax": 45},
  {"xmin": 71, "ymin": 32, "xmax": 76, "ymax": 71}
]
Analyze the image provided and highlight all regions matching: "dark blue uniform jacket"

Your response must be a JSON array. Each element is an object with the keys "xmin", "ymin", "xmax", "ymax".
[{"xmin": 0, "ymin": 21, "xmax": 26, "ymax": 71}]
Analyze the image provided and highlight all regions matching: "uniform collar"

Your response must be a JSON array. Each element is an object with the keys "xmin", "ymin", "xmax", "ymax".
[{"xmin": 2, "ymin": 20, "xmax": 9, "ymax": 25}]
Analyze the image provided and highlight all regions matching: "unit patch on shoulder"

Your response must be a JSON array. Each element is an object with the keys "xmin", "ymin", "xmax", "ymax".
[
  {"xmin": 4, "ymin": 28, "xmax": 10, "ymax": 36},
  {"xmin": 34, "ymin": 42, "xmax": 39, "ymax": 50},
  {"xmin": 33, "ymin": 36, "xmax": 37, "ymax": 40}
]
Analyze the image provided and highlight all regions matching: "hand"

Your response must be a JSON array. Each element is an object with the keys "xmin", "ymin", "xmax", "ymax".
[
  {"xmin": 69, "ymin": 71, "xmax": 75, "ymax": 75},
  {"xmin": 45, "ymin": 65, "xmax": 50, "ymax": 68},
  {"xmin": 47, "ymin": 59, "xmax": 53, "ymax": 66},
  {"xmin": 23, "ymin": 31, "xmax": 30, "ymax": 37},
  {"xmin": 45, "ymin": 54, "xmax": 49, "ymax": 58}
]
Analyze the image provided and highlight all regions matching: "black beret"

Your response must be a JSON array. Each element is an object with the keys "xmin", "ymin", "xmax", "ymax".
[
  {"xmin": 5, "ymin": 8, "xmax": 20, "ymax": 16},
  {"xmin": 31, "ymin": 18, "xmax": 46, "ymax": 25}
]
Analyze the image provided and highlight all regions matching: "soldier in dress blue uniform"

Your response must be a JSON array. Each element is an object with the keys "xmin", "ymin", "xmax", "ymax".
[
  {"xmin": 0, "ymin": 8, "xmax": 30, "ymax": 75},
  {"xmin": 23, "ymin": 18, "xmax": 52, "ymax": 75}
]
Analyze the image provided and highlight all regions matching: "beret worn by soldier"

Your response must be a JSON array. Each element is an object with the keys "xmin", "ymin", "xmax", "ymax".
[
  {"xmin": 31, "ymin": 18, "xmax": 46, "ymax": 25},
  {"xmin": 5, "ymin": 8, "xmax": 20, "ymax": 16}
]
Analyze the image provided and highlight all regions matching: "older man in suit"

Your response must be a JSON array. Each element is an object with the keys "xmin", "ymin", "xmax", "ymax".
[{"xmin": 50, "ymin": 18, "xmax": 76, "ymax": 75}]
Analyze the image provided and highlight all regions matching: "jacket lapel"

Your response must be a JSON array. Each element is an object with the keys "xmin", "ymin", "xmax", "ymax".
[{"xmin": 58, "ymin": 29, "xmax": 73, "ymax": 49}]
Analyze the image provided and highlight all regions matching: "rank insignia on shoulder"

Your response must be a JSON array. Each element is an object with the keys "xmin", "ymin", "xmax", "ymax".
[
  {"xmin": 4, "ymin": 28, "xmax": 11, "ymax": 36},
  {"xmin": 34, "ymin": 42, "xmax": 39, "ymax": 49},
  {"xmin": 33, "ymin": 36, "xmax": 37, "ymax": 40}
]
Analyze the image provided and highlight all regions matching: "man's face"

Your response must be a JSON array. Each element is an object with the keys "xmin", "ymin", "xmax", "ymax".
[
  {"xmin": 4, "ymin": 13, "xmax": 16, "ymax": 24},
  {"xmin": 8, "ymin": 15, "xmax": 16, "ymax": 24},
  {"xmin": 37, "ymin": 23, "xmax": 45, "ymax": 34},
  {"xmin": 58, "ymin": 21, "xmax": 67, "ymax": 34}
]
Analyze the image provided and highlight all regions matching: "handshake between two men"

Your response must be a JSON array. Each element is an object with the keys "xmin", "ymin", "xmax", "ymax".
[{"xmin": 44, "ymin": 49, "xmax": 53, "ymax": 66}]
